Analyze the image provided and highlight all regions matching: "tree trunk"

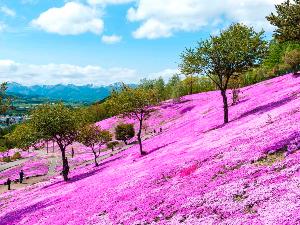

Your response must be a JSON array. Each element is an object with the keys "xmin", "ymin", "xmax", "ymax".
[
  {"xmin": 92, "ymin": 149, "xmax": 99, "ymax": 167},
  {"xmin": 221, "ymin": 90, "xmax": 229, "ymax": 124},
  {"xmin": 53, "ymin": 141, "xmax": 55, "ymax": 153},
  {"xmin": 137, "ymin": 119, "xmax": 146, "ymax": 155},
  {"xmin": 124, "ymin": 140, "xmax": 127, "ymax": 145},
  {"xmin": 60, "ymin": 145, "xmax": 69, "ymax": 181},
  {"xmin": 46, "ymin": 141, "xmax": 48, "ymax": 154}
]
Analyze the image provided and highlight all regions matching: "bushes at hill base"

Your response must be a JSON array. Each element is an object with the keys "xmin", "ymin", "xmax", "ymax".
[
  {"xmin": 284, "ymin": 49, "xmax": 300, "ymax": 74},
  {"xmin": 115, "ymin": 123, "xmax": 135, "ymax": 145},
  {"xmin": 0, "ymin": 152, "xmax": 22, "ymax": 162},
  {"xmin": 2, "ymin": 156, "xmax": 11, "ymax": 163},
  {"xmin": 107, "ymin": 141, "xmax": 119, "ymax": 151},
  {"xmin": 11, "ymin": 152, "xmax": 22, "ymax": 161}
]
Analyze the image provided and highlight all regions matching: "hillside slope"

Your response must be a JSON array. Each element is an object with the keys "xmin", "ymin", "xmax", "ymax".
[{"xmin": 1, "ymin": 74, "xmax": 300, "ymax": 225}]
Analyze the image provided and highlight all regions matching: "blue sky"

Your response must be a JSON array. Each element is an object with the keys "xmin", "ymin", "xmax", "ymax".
[{"xmin": 0, "ymin": 0, "xmax": 282, "ymax": 86}]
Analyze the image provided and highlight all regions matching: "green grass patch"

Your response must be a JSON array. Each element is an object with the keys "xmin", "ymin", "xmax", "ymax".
[{"xmin": 253, "ymin": 149, "xmax": 285, "ymax": 167}]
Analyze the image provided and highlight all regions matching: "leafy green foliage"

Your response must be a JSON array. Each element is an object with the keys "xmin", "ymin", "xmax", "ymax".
[
  {"xmin": 284, "ymin": 49, "xmax": 300, "ymax": 74},
  {"xmin": 11, "ymin": 152, "xmax": 22, "ymax": 161},
  {"xmin": 7, "ymin": 123, "xmax": 41, "ymax": 151},
  {"xmin": 84, "ymin": 101, "xmax": 112, "ymax": 123},
  {"xmin": 30, "ymin": 103, "xmax": 83, "ymax": 148},
  {"xmin": 115, "ymin": 123, "xmax": 135, "ymax": 145},
  {"xmin": 180, "ymin": 23, "xmax": 267, "ymax": 123},
  {"xmin": 107, "ymin": 141, "xmax": 119, "ymax": 151},
  {"xmin": 30, "ymin": 103, "xmax": 86, "ymax": 181},
  {"xmin": 108, "ymin": 86, "xmax": 157, "ymax": 155},
  {"xmin": 263, "ymin": 41, "xmax": 300, "ymax": 70},
  {"xmin": 77, "ymin": 124, "xmax": 112, "ymax": 166},
  {"xmin": 171, "ymin": 82, "xmax": 185, "ymax": 103},
  {"xmin": 266, "ymin": 0, "xmax": 300, "ymax": 42},
  {"xmin": 0, "ymin": 83, "xmax": 11, "ymax": 114}
]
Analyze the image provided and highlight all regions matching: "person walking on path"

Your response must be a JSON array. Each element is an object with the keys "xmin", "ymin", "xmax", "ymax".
[
  {"xmin": 19, "ymin": 170, "xmax": 24, "ymax": 184},
  {"xmin": 6, "ymin": 178, "xmax": 11, "ymax": 190}
]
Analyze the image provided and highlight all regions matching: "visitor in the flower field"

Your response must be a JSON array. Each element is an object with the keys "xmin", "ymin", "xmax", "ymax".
[
  {"xmin": 71, "ymin": 147, "xmax": 74, "ymax": 158},
  {"xmin": 153, "ymin": 129, "xmax": 156, "ymax": 133},
  {"xmin": 6, "ymin": 178, "xmax": 11, "ymax": 190},
  {"xmin": 19, "ymin": 170, "xmax": 24, "ymax": 183},
  {"xmin": 160, "ymin": 127, "xmax": 162, "ymax": 133},
  {"xmin": 62, "ymin": 158, "xmax": 70, "ymax": 179}
]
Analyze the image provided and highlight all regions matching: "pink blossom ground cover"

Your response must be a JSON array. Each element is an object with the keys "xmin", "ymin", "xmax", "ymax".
[
  {"xmin": 1, "ymin": 74, "xmax": 300, "ymax": 224},
  {"xmin": 0, "ymin": 159, "xmax": 49, "ymax": 185}
]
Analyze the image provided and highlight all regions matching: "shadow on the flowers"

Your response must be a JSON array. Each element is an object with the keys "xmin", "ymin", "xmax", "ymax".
[
  {"xmin": 147, "ymin": 141, "xmax": 177, "ymax": 154},
  {"xmin": 235, "ymin": 94, "xmax": 296, "ymax": 121},
  {"xmin": 0, "ymin": 198, "xmax": 62, "ymax": 225},
  {"xmin": 204, "ymin": 95, "xmax": 296, "ymax": 133},
  {"xmin": 42, "ymin": 156, "xmax": 122, "ymax": 188},
  {"xmin": 180, "ymin": 105, "xmax": 195, "ymax": 115},
  {"xmin": 161, "ymin": 99, "xmax": 191, "ymax": 109},
  {"xmin": 69, "ymin": 156, "xmax": 123, "ymax": 182}
]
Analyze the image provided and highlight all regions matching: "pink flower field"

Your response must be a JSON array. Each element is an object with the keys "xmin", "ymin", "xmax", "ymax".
[{"xmin": 1, "ymin": 74, "xmax": 300, "ymax": 224}]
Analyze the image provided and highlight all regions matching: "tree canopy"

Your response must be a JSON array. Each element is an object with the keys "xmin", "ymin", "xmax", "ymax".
[
  {"xmin": 266, "ymin": 0, "xmax": 300, "ymax": 42},
  {"xmin": 7, "ymin": 123, "xmax": 41, "ymax": 151},
  {"xmin": 180, "ymin": 23, "xmax": 267, "ymax": 123},
  {"xmin": 115, "ymin": 123, "xmax": 135, "ymax": 145},
  {"xmin": 108, "ymin": 86, "xmax": 157, "ymax": 155},
  {"xmin": 77, "ymin": 124, "xmax": 112, "ymax": 166},
  {"xmin": 0, "ymin": 83, "xmax": 10, "ymax": 114},
  {"xmin": 30, "ymin": 103, "xmax": 85, "ymax": 181}
]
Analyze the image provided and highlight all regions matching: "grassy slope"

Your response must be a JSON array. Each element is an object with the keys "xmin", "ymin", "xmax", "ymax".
[{"xmin": 1, "ymin": 74, "xmax": 300, "ymax": 225}]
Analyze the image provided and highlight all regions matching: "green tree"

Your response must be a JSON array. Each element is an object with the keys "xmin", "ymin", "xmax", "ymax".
[
  {"xmin": 107, "ymin": 141, "xmax": 119, "ymax": 153},
  {"xmin": 153, "ymin": 77, "xmax": 166, "ymax": 101},
  {"xmin": 171, "ymin": 82, "xmax": 185, "ymax": 103},
  {"xmin": 30, "ymin": 103, "xmax": 84, "ymax": 181},
  {"xmin": 180, "ymin": 23, "xmax": 267, "ymax": 123},
  {"xmin": 7, "ymin": 123, "xmax": 41, "ymax": 151},
  {"xmin": 284, "ymin": 49, "xmax": 300, "ymax": 74},
  {"xmin": 266, "ymin": 0, "xmax": 300, "ymax": 42},
  {"xmin": 0, "ymin": 83, "xmax": 11, "ymax": 114},
  {"xmin": 77, "ymin": 124, "xmax": 112, "ymax": 166},
  {"xmin": 165, "ymin": 74, "xmax": 181, "ymax": 99},
  {"xmin": 115, "ymin": 123, "xmax": 135, "ymax": 145},
  {"xmin": 109, "ymin": 86, "xmax": 157, "ymax": 155}
]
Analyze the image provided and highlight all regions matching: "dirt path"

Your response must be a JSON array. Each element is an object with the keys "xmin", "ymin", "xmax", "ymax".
[
  {"xmin": 0, "ymin": 158, "xmax": 29, "ymax": 173},
  {"xmin": 0, "ymin": 134, "xmax": 158, "ymax": 195},
  {"xmin": 0, "ymin": 176, "xmax": 47, "ymax": 195}
]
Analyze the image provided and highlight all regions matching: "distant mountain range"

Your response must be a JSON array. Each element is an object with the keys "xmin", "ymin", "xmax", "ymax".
[{"xmin": 6, "ymin": 82, "xmax": 135, "ymax": 103}]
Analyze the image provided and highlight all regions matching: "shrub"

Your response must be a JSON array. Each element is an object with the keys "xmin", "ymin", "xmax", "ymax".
[
  {"xmin": 284, "ymin": 49, "xmax": 300, "ymax": 75},
  {"xmin": 115, "ymin": 123, "xmax": 135, "ymax": 145},
  {"xmin": 107, "ymin": 141, "xmax": 119, "ymax": 151},
  {"xmin": 11, "ymin": 152, "xmax": 22, "ymax": 160},
  {"xmin": 2, "ymin": 156, "xmax": 11, "ymax": 163}
]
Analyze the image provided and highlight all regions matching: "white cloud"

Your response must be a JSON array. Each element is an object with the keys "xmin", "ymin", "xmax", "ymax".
[
  {"xmin": 31, "ymin": 2, "xmax": 104, "ymax": 35},
  {"xmin": 101, "ymin": 35, "xmax": 122, "ymax": 44},
  {"xmin": 0, "ymin": 59, "xmax": 176, "ymax": 86},
  {"xmin": 0, "ymin": 6, "xmax": 16, "ymax": 17},
  {"xmin": 0, "ymin": 22, "xmax": 6, "ymax": 32},
  {"xmin": 88, "ymin": 0, "xmax": 135, "ymax": 5},
  {"xmin": 127, "ymin": 0, "xmax": 285, "ymax": 39},
  {"xmin": 148, "ymin": 68, "xmax": 179, "ymax": 81}
]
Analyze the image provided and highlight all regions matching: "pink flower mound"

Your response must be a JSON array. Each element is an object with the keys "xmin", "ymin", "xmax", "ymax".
[{"xmin": 1, "ymin": 74, "xmax": 300, "ymax": 224}]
